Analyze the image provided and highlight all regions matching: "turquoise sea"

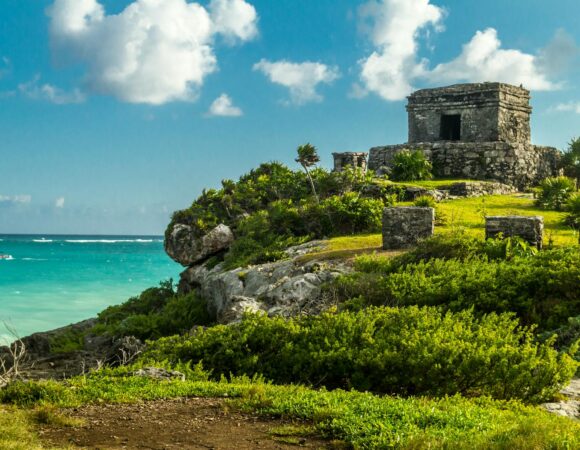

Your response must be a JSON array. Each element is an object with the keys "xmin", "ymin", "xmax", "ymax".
[{"xmin": 0, "ymin": 235, "xmax": 181, "ymax": 340}]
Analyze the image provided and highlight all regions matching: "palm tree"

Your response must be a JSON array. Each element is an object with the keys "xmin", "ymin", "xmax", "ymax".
[{"xmin": 296, "ymin": 143, "xmax": 320, "ymax": 204}]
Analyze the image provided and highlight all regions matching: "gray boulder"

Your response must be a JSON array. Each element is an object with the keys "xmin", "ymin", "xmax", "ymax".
[
  {"xmin": 165, "ymin": 223, "xmax": 235, "ymax": 266},
  {"xmin": 178, "ymin": 241, "xmax": 352, "ymax": 324},
  {"xmin": 132, "ymin": 367, "xmax": 186, "ymax": 381}
]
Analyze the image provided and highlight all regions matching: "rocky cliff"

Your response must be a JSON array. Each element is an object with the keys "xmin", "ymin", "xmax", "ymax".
[{"xmin": 175, "ymin": 240, "xmax": 351, "ymax": 324}]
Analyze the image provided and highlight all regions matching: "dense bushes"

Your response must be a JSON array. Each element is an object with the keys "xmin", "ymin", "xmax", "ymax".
[
  {"xmin": 390, "ymin": 149, "xmax": 433, "ymax": 181},
  {"xmin": 143, "ymin": 307, "xmax": 577, "ymax": 402},
  {"xmin": 222, "ymin": 193, "xmax": 385, "ymax": 268},
  {"xmin": 168, "ymin": 162, "xmax": 389, "ymax": 268},
  {"xmin": 94, "ymin": 281, "xmax": 212, "ymax": 340},
  {"xmin": 333, "ymin": 243, "xmax": 580, "ymax": 330}
]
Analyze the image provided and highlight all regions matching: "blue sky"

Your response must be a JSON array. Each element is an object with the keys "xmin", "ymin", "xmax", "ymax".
[{"xmin": 0, "ymin": 0, "xmax": 579, "ymax": 235}]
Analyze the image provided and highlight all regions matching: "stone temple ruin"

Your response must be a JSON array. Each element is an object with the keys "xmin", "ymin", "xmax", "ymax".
[
  {"xmin": 332, "ymin": 152, "xmax": 368, "ymax": 173},
  {"xmin": 336, "ymin": 83, "xmax": 560, "ymax": 189}
]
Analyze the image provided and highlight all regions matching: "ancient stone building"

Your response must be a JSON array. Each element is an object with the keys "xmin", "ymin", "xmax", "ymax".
[
  {"xmin": 332, "ymin": 152, "xmax": 368, "ymax": 172},
  {"xmin": 368, "ymin": 83, "xmax": 560, "ymax": 189}
]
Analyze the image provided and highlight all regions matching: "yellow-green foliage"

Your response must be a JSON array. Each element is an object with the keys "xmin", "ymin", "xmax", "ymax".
[
  {"xmin": 141, "ymin": 307, "xmax": 577, "ymax": 403},
  {"xmin": 336, "ymin": 244, "xmax": 580, "ymax": 330}
]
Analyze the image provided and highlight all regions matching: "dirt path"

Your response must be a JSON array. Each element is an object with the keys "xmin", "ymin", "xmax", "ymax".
[{"xmin": 38, "ymin": 398, "xmax": 333, "ymax": 450}]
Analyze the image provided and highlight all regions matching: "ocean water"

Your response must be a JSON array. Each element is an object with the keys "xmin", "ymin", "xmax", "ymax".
[{"xmin": 0, "ymin": 235, "xmax": 181, "ymax": 340}]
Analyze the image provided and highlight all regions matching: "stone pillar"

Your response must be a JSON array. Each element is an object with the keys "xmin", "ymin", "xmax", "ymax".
[
  {"xmin": 382, "ymin": 207, "xmax": 435, "ymax": 249},
  {"xmin": 485, "ymin": 216, "xmax": 544, "ymax": 249},
  {"xmin": 332, "ymin": 152, "xmax": 368, "ymax": 172}
]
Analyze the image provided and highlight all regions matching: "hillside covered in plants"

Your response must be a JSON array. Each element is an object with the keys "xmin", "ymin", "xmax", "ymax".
[{"xmin": 2, "ymin": 142, "xmax": 580, "ymax": 449}]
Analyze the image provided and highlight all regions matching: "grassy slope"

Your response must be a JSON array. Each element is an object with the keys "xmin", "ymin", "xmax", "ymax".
[
  {"xmin": 436, "ymin": 194, "xmax": 576, "ymax": 246},
  {"xmin": 2, "ymin": 373, "xmax": 579, "ymax": 450},
  {"xmin": 305, "ymin": 194, "xmax": 577, "ymax": 260}
]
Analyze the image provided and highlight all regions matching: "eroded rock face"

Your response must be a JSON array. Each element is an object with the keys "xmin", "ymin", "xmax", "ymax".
[
  {"xmin": 165, "ymin": 223, "xmax": 235, "ymax": 266},
  {"xmin": 542, "ymin": 378, "xmax": 580, "ymax": 420},
  {"xmin": 178, "ymin": 241, "xmax": 352, "ymax": 324}
]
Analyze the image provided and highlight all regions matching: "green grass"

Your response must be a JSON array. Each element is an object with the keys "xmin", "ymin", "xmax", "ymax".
[
  {"xmin": 297, "ymin": 233, "xmax": 388, "ymax": 262},
  {"xmin": 436, "ymin": 194, "xmax": 577, "ymax": 246},
  {"xmin": 303, "ymin": 194, "xmax": 577, "ymax": 262},
  {"xmin": 377, "ymin": 178, "xmax": 477, "ymax": 190},
  {"xmin": 1, "ymin": 371, "xmax": 579, "ymax": 449},
  {"xmin": 0, "ymin": 406, "xmax": 51, "ymax": 450}
]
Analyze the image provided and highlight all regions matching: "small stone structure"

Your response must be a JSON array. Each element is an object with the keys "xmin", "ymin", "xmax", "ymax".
[
  {"xmin": 368, "ymin": 83, "xmax": 560, "ymax": 189},
  {"xmin": 485, "ymin": 215, "xmax": 544, "ymax": 249},
  {"xmin": 383, "ymin": 207, "xmax": 434, "ymax": 249},
  {"xmin": 332, "ymin": 152, "xmax": 368, "ymax": 172}
]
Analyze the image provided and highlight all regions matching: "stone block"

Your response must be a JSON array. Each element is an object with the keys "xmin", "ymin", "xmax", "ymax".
[
  {"xmin": 383, "ymin": 207, "xmax": 435, "ymax": 249},
  {"xmin": 485, "ymin": 215, "xmax": 544, "ymax": 249}
]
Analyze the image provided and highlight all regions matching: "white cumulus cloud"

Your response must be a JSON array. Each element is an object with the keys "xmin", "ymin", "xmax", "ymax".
[
  {"xmin": 47, "ymin": 0, "xmax": 258, "ymax": 105},
  {"xmin": 253, "ymin": 59, "xmax": 340, "ymax": 105},
  {"xmin": 19, "ymin": 76, "xmax": 85, "ymax": 104},
  {"xmin": 551, "ymin": 102, "xmax": 580, "ymax": 114},
  {"xmin": 209, "ymin": 0, "xmax": 258, "ymax": 43},
  {"xmin": 0, "ymin": 195, "xmax": 32, "ymax": 204},
  {"xmin": 428, "ymin": 28, "xmax": 556, "ymax": 90},
  {"xmin": 357, "ymin": 0, "xmax": 444, "ymax": 100},
  {"xmin": 55, "ymin": 197, "xmax": 65, "ymax": 208},
  {"xmin": 207, "ymin": 93, "xmax": 243, "ymax": 116},
  {"xmin": 356, "ymin": 0, "xmax": 565, "ymax": 101}
]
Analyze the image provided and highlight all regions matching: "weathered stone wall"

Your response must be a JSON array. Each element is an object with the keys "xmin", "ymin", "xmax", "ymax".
[
  {"xmin": 332, "ymin": 152, "xmax": 368, "ymax": 172},
  {"xmin": 448, "ymin": 181, "xmax": 517, "ymax": 197},
  {"xmin": 382, "ymin": 207, "xmax": 434, "ymax": 249},
  {"xmin": 485, "ymin": 216, "xmax": 544, "ymax": 249},
  {"xmin": 368, "ymin": 142, "xmax": 560, "ymax": 189},
  {"xmin": 407, "ymin": 83, "xmax": 531, "ymax": 144}
]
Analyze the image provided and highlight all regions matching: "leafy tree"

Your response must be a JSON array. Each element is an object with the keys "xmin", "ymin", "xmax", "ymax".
[
  {"xmin": 561, "ymin": 137, "xmax": 580, "ymax": 186},
  {"xmin": 391, "ymin": 149, "xmax": 433, "ymax": 181},
  {"xmin": 296, "ymin": 143, "xmax": 320, "ymax": 203}
]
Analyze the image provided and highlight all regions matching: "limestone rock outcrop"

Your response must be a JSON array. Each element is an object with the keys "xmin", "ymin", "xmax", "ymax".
[
  {"xmin": 165, "ymin": 223, "xmax": 235, "ymax": 266},
  {"xmin": 178, "ymin": 241, "xmax": 351, "ymax": 324}
]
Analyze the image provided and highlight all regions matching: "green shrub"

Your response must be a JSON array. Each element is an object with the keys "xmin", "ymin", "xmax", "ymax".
[
  {"xmin": 222, "ymin": 194, "xmax": 385, "ymax": 268},
  {"xmin": 390, "ymin": 150, "xmax": 433, "ymax": 181},
  {"xmin": 95, "ymin": 281, "xmax": 212, "ymax": 340},
  {"xmin": 535, "ymin": 176, "xmax": 576, "ymax": 211},
  {"xmin": 334, "ymin": 246, "xmax": 580, "ymax": 330},
  {"xmin": 564, "ymin": 192, "xmax": 580, "ymax": 229},
  {"xmin": 540, "ymin": 315, "xmax": 580, "ymax": 363},
  {"xmin": 143, "ymin": 307, "xmax": 577, "ymax": 403}
]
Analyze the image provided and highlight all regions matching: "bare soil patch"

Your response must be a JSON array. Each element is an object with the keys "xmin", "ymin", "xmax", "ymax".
[{"xmin": 38, "ymin": 397, "xmax": 333, "ymax": 450}]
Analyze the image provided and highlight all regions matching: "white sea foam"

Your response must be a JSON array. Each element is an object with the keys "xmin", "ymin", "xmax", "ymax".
[
  {"xmin": 33, "ymin": 239, "xmax": 53, "ymax": 243},
  {"xmin": 64, "ymin": 239, "xmax": 158, "ymax": 243},
  {"xmin": 22, "ymin": 258, "xmax": 49, "ymax": 261}
]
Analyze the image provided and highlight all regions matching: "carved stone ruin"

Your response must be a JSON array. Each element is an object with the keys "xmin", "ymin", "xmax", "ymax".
[
  {"xmin": 368, "ymin": 83, "xmax": 560, "ymax": 189},
  {"xmin": 485, "ymin": 215, "xmax": 544, "ymax": 249},
  {"xmin": 383, "ymin": 207, "xmax": 435, "ymax": 249},
  {"xmin": 332, "ymin": 152, "xmax": 368, "ymax": 172}
]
